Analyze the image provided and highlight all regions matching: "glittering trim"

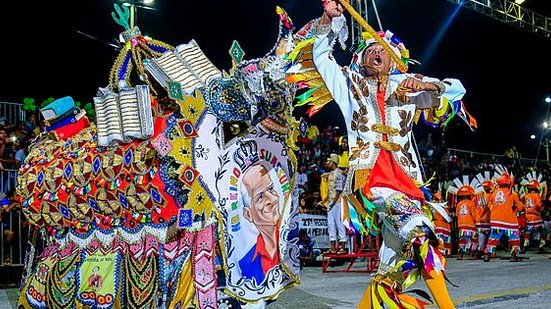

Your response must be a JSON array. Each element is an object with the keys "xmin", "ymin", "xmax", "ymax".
[
  {"xmin": 343, "ymin": 163, "xmax": 370, "ymax": 195},
  {"xmin": 313, "ymin": 18, "xmax": 331, "ymax": 36},
  {"xmin": 193, "ymin": 224, "xmax": 217, "ymax": 309},
  {"xmin": 433, "ymin": 80, "xmax": 446, "ymax": 97},
  {"xmin": 54, "ymin": 223, "xmax": 172, "ymax": 249}
]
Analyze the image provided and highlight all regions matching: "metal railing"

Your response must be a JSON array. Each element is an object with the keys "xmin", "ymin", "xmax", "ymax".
[
  {"xmin": 0, "ymin": 209, "xmax": 26, "ymax": 267},
  {"xmin": 0, "ymin": 170, "xmax": 18, "ymax": 196},
  {"xmin": 0, "ymin": 169, "xmax": 26, "ymax": 267},
  {"xmin": 0, "ymin": 101, "xmax": 25, "ymax": 126},
  {"xmin": 0, "ymin": 170, "xmax": 25, "ymax": 266},
  {"xmin": 446, "ymin": 147, "xmax": 543, "ymax": 167}
]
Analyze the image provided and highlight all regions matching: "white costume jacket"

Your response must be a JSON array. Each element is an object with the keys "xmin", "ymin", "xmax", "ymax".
[{"xmin": 312, "ymin": 29, "xmax": 466, "ymax": 195}]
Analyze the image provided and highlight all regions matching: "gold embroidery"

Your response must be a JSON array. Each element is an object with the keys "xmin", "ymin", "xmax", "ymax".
[
  {"xmin": 374, "ymin": 141, "xmax": 401, "ymax": 152},
  {"xmin": 351, "ymin": 105, "xmax": 370, "ymax": 133},
  {"xmin": 350, "ymin": 74, "xmax": 370, "ymax": 101},
  {"xmin": 399, "ymin": 140, "xmax": 417, "ymax": 168},
  {"xmin": 353, "ymin": 169, "xmax": 371, "ymax": 192},
  {"xmin": 397, "ymin": 109, "xmax": 413, "ymax": 137},
  {"xmin": 371, "ymin": 123, "xmax": 399, "ymax": 136},
  {"xmin": 350, "ymin": 137, "xmax": 371, "ymax": 161},
  {"xmin": 393, "ymin": 86, "xmax": 411, "ymax": 104}
]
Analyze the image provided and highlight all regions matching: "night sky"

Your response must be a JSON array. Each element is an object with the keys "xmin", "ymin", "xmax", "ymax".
[{"xmin": 1, "ymin": 0, "xmax": 550, "ymax": 158}]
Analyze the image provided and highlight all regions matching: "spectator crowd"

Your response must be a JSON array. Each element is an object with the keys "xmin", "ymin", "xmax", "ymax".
[
  {"xmin": 3, "ymin": 105, "xmax": 551, "ymax": 271},
  {"xmin": 295, "ymin": 122, "xmax": 551, "ymax": 263}
]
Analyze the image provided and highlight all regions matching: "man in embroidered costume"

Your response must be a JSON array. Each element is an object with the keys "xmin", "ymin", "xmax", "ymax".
[
  {"xmin": 239, "ymin": 163, "xmax": 281, "ymax": 283},
  {"xmin": 323, "ymin": 153, "xmax": 348, "ymax": 254},
  {"xmin": 474, "ymin": 174, "xmax": 493, "ymax": 258},
  {"xmin": 521, "ymin": 174, "xmax": 547, "ymax": 253},
  {"xmin": 310, "ymin": 1, "xmax": 469, "ymax": 307},
  {"xmin": 485, "ymin": 172, "xmax": 524, "ymax": 262}
]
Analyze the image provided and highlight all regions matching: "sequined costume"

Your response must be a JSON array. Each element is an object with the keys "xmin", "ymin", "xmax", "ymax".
[{"xmin": 306, "ymin": 15, "xmax": 474, "ymax": 308}]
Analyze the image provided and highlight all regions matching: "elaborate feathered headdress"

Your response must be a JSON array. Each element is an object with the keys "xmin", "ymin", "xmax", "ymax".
[
  {"xmin": 448, "ymin": 175, "xmax": 484, "ymax": 197},
  {"xmin": 475, "ymin": 171, "xmax": 494, "ymax": 190},
  {"xmin": 492, "ymin": 164, "xmax": 513, "ymax": 186},
  {"xmin": 350, "ymin": 31, "xmax": 412, "ymax": 75},
  {"xmin": 521, "ymin": 171, "xmax": 547, "ymax": 197}
]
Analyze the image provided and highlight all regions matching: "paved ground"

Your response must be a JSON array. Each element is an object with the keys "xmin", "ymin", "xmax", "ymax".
[
  {"xmin": 268, "ymin": 249, "xmax": 551, "ymax": 308},
  {"xmin": 1, "ymin": 249, "xmax": 550, "ymax": 308}
]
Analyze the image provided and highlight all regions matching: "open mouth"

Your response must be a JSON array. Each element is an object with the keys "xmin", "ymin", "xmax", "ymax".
[{"xmin": 372, "ymin": 55, "xmax": 382, "ymax": 66}]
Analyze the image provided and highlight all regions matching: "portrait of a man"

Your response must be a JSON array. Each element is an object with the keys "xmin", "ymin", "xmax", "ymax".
[{"xmin": 238, "ymin": 163, "xmax": 281, "ymax": 284}]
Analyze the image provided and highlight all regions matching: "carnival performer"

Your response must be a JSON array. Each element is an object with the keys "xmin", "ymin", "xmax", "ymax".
[
  {"xmin": 310, "ymin": 0, "xmax": 470, "ymax": 307},
  {"xmin": 521, "ymin": 172, "xmax": 547, "ymax": 253},
  {"xmin": 322, "ymin": 153, "xmax": 348, "ymax": 254},
  {"xmin": 485, "ymin": 172, "xmax": 524, "ymax": 262},
  {"xmin": 474, "ymin": 173, "xmax": 493, "ymax": 258},
  {"xmin": 455, "ymin": 187, "xmax": 478, "ymax": 259},
  {"xmin": 447, "ymin": 176, "xmax": 483, "ymax": 260}
]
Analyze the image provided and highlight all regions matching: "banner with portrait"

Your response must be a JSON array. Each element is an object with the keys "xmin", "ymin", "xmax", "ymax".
[
  {"xmin": 195, "ymin": 118, "xmax": 299, "ymax": 302},
  {"xmin": 77, "ymin": 252, "xmax": 121, "ymax": 308}
]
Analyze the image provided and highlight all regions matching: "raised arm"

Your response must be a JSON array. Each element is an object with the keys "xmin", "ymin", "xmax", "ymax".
[{"xmin": 311, "ymin": 1, "xmax": 351, "ymax": 111}]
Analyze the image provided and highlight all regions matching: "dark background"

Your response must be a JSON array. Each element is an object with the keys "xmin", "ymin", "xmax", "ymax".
[{"xmin": 1, "ymin": 0, "xmax": 550, "ymax": 157}]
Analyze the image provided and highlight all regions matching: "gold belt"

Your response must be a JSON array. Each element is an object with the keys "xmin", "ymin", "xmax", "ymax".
[
  {"xmin": 371, "ymin": 123, "xmax": 399, "ymax": 136},
  {"xmin": 374, "ymin": 141, "xmax": 401, "ymax": 152}
]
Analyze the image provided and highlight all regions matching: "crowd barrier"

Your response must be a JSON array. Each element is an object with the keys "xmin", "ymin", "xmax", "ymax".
[
  {"xmin": 0, "ymin": 101, "xmax": 25, "ymax": 268},
  {"xmin": 447, "ymin": 147, "xmax": 542, "ymax": 166},
  {"xmin": 0, "ymin": 101, "xmax": 25, "ymax": 126},
  {"xmin": 0, "ymin": 169, "xmax": 25, "ymax": 267}
]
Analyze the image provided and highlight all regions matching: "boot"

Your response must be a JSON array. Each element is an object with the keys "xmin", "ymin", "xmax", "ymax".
[{"xmin": 483, "ymin": 254, "xmax": 490, "ymax": 262}]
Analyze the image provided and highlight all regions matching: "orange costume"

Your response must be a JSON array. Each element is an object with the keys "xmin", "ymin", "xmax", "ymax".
[
  {"xmin": 487, "ymin": 182, "xmax": 524, "ymax": 256},
  {"xmin": 521, "ymin": 174, "xmax": 547, "ymax": 249},
  {"xmin": 489, "ymin": 187, "xmax": 524, "ymax": 231},
  {"xmin": 475, "ymin": 191, "xmax": 492, "ymax": 230},
  {"xmin": 456, "ymin": 198, "xmax": 477, "ymax": 253},
  {"xmin": 524, "ymin": 192, "xmax": 543, "ymax": 228},
  {"xmin": 447, "ymin": 176, "xmax": 483, "ymax": 256}
]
